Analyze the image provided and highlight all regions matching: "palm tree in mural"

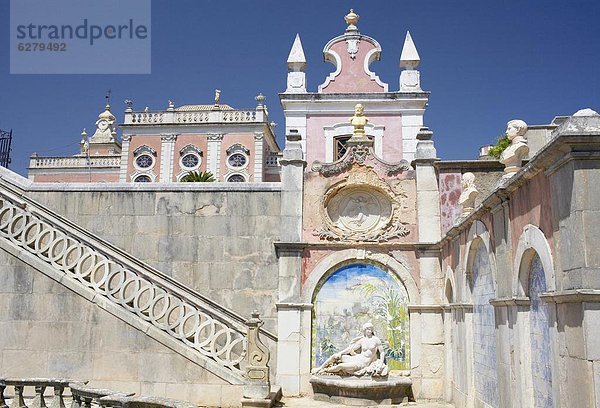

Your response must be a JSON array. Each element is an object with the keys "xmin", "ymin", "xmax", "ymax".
[{"xmin": 353, "ymin": 279, "xmax": 409, "ymax": 365}]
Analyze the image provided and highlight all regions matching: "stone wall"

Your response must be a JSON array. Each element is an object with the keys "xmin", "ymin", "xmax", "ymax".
[
  {"xmin": 26, "ymin": 187, "xmax": 281, "ymax": 332},
  {"xmin": 440, "ymin": 114, "xmax": 600, "ymax": 407},
  {"xmin": 0, "ymin": 248, "xmax": 243, "ymax": 407}
]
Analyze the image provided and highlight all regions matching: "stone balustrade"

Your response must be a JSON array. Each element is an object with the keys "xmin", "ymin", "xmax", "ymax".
[
  {"xmin": 69, "ymin": 383, "xmax": 134, "ymax": 408},
  {"xmin": 124, "ymin": 109, "xmax": 267, "ymax": 125},
  {"xmin": 28, "ymin": 156, "xmax": 121, "ymax": 169},
  {"xmin": 0, "ymin": 178, "xmax": 277, "ymax": 381},
  {"xmin": 98, "ymin": 395, "xmax": 196, "ymax": 408},
  {"xmin": 0, "ymin": 378, "xmax": 77, "ymax": 408},
  {"xmin": 0, "ymin": 380, "xmax": 195, "ymax": 408}
]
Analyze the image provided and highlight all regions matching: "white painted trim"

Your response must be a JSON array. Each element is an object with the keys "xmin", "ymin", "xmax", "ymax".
[
  {"xmin": 317, "ymin": 48, "xmax": 342, "ymax": 93},
  {"xmin": 119, "ymin": 136, "xmax": 131, "ymax": 182},
  {"xmin": 364, "ymin": 47, "xmax": 388, "ymax": 92},
  {"xmin": 130, "ymin": 170, "xmax": 157, "ymax": 182},
  {"xmin": 206, "ymin": 134, "xmax": 222, "ymax": 178}
]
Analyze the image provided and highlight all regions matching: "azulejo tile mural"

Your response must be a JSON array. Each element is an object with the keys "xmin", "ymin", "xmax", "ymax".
[{"xmin": 312, "ymin": 263, "xmax": 410, "ymax": 371}]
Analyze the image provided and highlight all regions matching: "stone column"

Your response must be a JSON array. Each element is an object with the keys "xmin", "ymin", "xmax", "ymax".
[
  {"xmin": 254, "ymin": 132, "xmax": 264, "ymax": 182},
  {"xmin": 413, "ymin": 127, "xmax": 445, "ymax": 399},
  {"xmin": 119, "ymin": 134, "xmax": 131, "ymax": 182},
  {"xmin": 276, "ymin": 130, "xmax": 309, "ymax": 396},
  {"xmin": 207, "ymin": 134, "xmax": 223, "ymax": 178},
  {"xmin": 160, "ymin": 134, "xmax": 177, "ymax": 182}
]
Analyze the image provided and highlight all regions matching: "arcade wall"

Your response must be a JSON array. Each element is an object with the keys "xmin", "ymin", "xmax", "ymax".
[{"xmin": 440, "ymin": 116, "xmax": 600, "ymax": 408}]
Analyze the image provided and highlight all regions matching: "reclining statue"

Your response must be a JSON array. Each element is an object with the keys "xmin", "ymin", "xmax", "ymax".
[{"xmin": 312, "ymin": 322, "xmax": 389, "ymax": 377}]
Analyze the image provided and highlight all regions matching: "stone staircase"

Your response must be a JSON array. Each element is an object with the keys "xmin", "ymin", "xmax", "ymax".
[{"xmin": 0, "ymin": 169, "xmax": 277, "ymax": 389}]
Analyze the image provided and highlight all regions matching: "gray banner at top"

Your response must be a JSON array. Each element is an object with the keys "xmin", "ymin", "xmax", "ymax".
[{"xmin": 10, "ymin": 0, "xmax": 151, "ymax": 74}]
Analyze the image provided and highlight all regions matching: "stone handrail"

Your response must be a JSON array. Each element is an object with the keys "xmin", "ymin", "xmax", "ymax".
[
  {"xmin": 0, "ymin": 378, "xmax": 80, "ymax": 408},
  {"xmin": 29, "ymin": 156, "xmax": 121, "ymax": 169},
  {"xmin": 0, "ymin": 380, "xmax": 194, "ymax": 408},
  {"xmin": 98, "ymin": 395, "xmax": 196, "ymax": 408},
  {"xmin": 0, "ymin": 177, "xmax": 276, "ymax": 383},
  {"xmin": 124, "ymin": 109, "xmax": 267, "ymax": 125},
  {"xmin": 69, "ymin": 383, "xmax": 134, "ymax": 408}
]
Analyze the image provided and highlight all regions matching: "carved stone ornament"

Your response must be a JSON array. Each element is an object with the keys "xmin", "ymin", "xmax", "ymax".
[
  {"xmin": 312, "ymin": 143, "xmax": 411, "ymax": 178},
  {"xmin": 314, "ymin": 168, "xmax": 409, "ymax": 242},
  {"xmin": 346, "ymin": 38, "xmax": 360, "ymax": 59}
]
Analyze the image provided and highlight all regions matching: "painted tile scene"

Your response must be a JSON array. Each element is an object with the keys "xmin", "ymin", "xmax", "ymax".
[{"xmin": 312, "ymin": 263, "xmax": 410, "ymax": 371}]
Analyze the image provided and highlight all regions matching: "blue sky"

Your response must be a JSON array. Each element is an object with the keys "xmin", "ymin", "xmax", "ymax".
[{"xmin": 1, "ymin": 1, "xmax": 599, "ymax": 176}]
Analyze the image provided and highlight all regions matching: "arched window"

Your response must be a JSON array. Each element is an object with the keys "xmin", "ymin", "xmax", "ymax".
[
  {"xmin": 334, "ymin": 135, "xmax": 352, "ymax": 160},
  {"xmin": 227, "ymin": 174, "xmax": 245, "ymax": 182},
  {"xmin": 135, "ymin": 154, "xmax": 153, "ymax": 169},
  {"xmin": 133, "ymin": 175, "xmax": 151, "ymax": 182},
  {"xmin": 333, "ymin": 135, "xmax": 374, "ymax": 160}
]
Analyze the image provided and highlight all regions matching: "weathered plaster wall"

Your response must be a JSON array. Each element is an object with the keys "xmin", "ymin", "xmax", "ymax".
[
  {"xmin": 0, "ymin": 249, "xmax": 242, "ymax": 407},
  {"xmin": 320, "ymin": 41, "xmax": 384, "ymax": 93},
  {"xmin": 509, "ymin": 172, "xmax": 554, "ymax": 256},
  {"xmin": 305, "ymin": 114, "xmax": 403, "ymax": 165},
  {"xmin": 27, "ymin": 189, "xmax": 281, "ymax": 332}
]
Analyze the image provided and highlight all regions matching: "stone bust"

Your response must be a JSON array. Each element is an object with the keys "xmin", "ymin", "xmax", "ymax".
[
  {"xmin": 500, "ymin": 119, "xmax": 529, "ymax": 178},
  {"xmin": 349, "ymin": 104, "xmax": 368, "ymax": 139},
  {"xmin": 458, "ymin": 172, "xmax": 478, "ymax": 217},
  {"xmin": 312, "ymin": 322, "xmax": 389, "ymax": 377}
]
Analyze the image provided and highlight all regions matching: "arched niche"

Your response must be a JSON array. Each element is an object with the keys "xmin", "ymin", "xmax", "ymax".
[
  {"xmin": 513, "ymin": 225, "xmax": 557, "ymax": 408},
  {"xmin": 463, "ymin": 220, "xmax": 500, "ymax": 408},
  {"xmin": 444, "ymin": 266, "xmax": 455, "ymax": 304},
  {"xmin": 302, "ymin": 250, "xmax": 418, "ymax": 372},
  {"xmin": 513, "ymin": 224, "xmax": 556, "ymax": 297}
]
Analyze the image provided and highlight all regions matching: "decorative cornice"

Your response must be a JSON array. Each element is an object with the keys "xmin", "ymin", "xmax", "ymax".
[
  {"xmin": 407, "ymin": 304, "xmax": 444, "ymax": 312},
  {"xmin": 207, "ymin": 134, "xmax": 224, "ymax": 141},
  {"xmin": 275, "ymin": 303, "xmax": 313, "ymax": 311},
  {"xmin": 311, "ymin": 143, "xmax": 410, "ymax": 178},
  {"xmin": 226, "ymin": 143, "xmax": 250, "ymax": 155},
  {"xmin": 439, "ymin": 132, "xmax": 600, "ymax": 246},
  {"xmin": 440, "ymin": 303, "xmax": 474, "ymax": 311},
  {"xmin": 539, "ymin": 289, "xmax": 600, "ymax": 304},
  {"xmin": 489, "ymin": 297, "xmax": 531, "ymax": 307},
  {"xmin": 160, "ymin": 134, "xmax": 177, "ymax": 142},
  {"xmin": 132, "ymin": 145, "xmax": 157, "ymax": 157}
]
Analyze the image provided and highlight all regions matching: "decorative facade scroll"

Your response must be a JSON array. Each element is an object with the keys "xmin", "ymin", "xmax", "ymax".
[
  {"xmin": 314, "ymin": 168, "xmax": 409, "ymax": 242},
  {"xmin": 311, "ymin": 143, "xmax": 410, "ymax": 178}
]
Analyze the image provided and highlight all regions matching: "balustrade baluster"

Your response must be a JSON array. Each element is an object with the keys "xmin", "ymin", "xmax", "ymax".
[
  {"xmin": 81, "ymin": 398, "xmax": 92, "ymax": 408},
  {"xmin": 10, "ymin": 386, "xmax": 26, "ymax": 408},
  {"xmin": 0, "ymin": 382, "xmax": 7, "ymax": 408},
  {"xmin": 48, "ymin": 386, "xmax": 65, "ymax": 408},
  {"xmin": 30, "ymin": 386, "xmax": 46, "ymax": 408},
  {"xmin": 70, "ymin": 393, "xmax": 81, "ymax": 408}
]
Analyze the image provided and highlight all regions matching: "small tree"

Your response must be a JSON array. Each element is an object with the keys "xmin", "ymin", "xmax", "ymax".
[
  {"xmin": 487, "ymin": 134, "xmax": 511, "ymax": 159},
  {"xmin": 180, "ymin": 170, "xmax": 216, "ymax": 182}
]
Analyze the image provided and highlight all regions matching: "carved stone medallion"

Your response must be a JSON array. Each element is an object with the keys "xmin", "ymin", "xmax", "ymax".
[
  {"xmin": 328, "ymin": 189, "xmax": 390, "ymax": 233},
  {"xmin": 315, "ymin": 169, "xmax": 410, "ymax": 242}
]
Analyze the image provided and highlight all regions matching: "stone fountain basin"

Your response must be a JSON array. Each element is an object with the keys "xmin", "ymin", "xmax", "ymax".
[{"xmin": 309, "ymin": 375, "xmax": 413, "ymax": 406}]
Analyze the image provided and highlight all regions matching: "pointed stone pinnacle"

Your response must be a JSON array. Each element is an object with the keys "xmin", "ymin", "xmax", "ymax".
[
  {"xmin": 400, "ymin": 31, "xmax": 420, "ymax": 69},
  {"xmin": 287, "ymin": 34, "xmax": 306, "ymax": 69}
]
